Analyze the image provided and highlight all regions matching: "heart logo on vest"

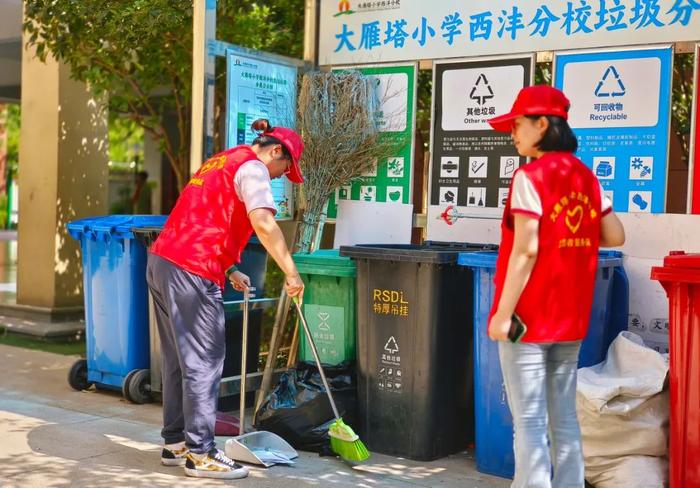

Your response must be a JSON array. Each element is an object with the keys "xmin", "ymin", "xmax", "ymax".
[{"xmin": 565, "ymin": 205, "xmax": 584, "ymax": 234}]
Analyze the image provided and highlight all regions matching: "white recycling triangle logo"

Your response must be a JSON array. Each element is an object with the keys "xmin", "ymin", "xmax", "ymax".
[
  {"xmin": 384, "ymin": 336, "xmax": 399, "ymax": 354},
  {"xmin": 595, "ymin": 66, "xmax": 626, "ymax": 98},
  {"xmin": 317, "ymin": 312, "xmax": 331, "ymax": 331}
]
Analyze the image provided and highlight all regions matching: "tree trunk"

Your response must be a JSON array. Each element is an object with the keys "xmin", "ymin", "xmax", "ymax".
[
  {"xmin": 161, "ymin": 134, "xmax": 188, "ymax": 192},
  {"xmin": 174, "ymin": 152, "xmax": 187, "ymax": 191}
]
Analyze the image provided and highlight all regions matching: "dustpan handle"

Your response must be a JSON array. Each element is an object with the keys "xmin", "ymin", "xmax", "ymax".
[
  {"xmin": 293, "ymin": 298, "xmax": 342, "ymax": 421},
  {"xmin": 239, "ymin": 287, "xmax": 253, "ymax": 435}
]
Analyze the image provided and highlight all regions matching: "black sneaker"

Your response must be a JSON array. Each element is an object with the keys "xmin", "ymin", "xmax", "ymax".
[
  {"xmin": 184, "ymin": 448, "xmax": 249, "ymax": 479},
  {"xmin": 161, "ymin": 442, "xmax": 188, "ymax": 466}
]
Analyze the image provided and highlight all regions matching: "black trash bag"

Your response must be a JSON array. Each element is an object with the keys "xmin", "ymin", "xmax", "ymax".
[{"xmin": 254, "ymin": 360, "xmax": 357, "ymax": 454}]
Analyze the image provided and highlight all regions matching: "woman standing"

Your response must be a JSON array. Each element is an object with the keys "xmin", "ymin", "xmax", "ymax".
[{"xmin": 487, "ymin": 86, "xmax": 625, "ymax": 487}]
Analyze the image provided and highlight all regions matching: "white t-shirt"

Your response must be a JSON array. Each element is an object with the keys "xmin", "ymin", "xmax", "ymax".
[
  {"xmin": 234, "ymin": 160, "xmax": 277, "ymax": 216},
  {"xmin": 510, "ymin": 171, "xmax": 613, "ymax": 217}
]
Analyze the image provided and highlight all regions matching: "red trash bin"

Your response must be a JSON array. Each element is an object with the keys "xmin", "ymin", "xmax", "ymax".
[{"xmin": 651, "ymin": 251, "xmax": 700, "ymax": 488}]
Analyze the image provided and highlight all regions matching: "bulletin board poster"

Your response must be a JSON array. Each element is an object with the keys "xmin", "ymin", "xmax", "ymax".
[
  {"xmin": 327, "ymin": 63, "xmax": 417, "ymax": 219},
  {"xmin": 427, "ymin": 55, "xmax": 534, "ymax": 242},
  {"xmin": 691, "ymin": 44, "xmax": 700, "ymax": 215},
  {"xmin": 553, "ymin": 46, "xmax": 673, "ymax": 214},
  {"xmin": 226, "ymin": 50, "xmax": 298, "ymax": 219}
]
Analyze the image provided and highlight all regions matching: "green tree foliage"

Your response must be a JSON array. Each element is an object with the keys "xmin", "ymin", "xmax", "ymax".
[
  {"xmin": 6, "ymin": 104, "xmax": 20, "ymax": 180},
  {"xmin": 217, "ymin": 2, "xmax": 304, "ymax": 59},
  {"xmin": 672, "ymin": 53, "xmax": 694, "ymax": 164},
  {"xmin": 108, "ymin": 113, "xmax": 145, "ymax": 170},
  {"xmin": 24, "ymin": 0, "xmax": 304, "ymax": 191},
  {"xmin": 415, "ymin": 69, "xmax": 432, "ymax": 149},
  {"xmin": 0, "ymin": 104, "xmax": 21, "ymax": 229}
]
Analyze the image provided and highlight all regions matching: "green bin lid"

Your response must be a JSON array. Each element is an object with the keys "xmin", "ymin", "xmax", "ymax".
[{"xmin": 293, "ymin": 249, "xmax": 356, "ymax": 277}]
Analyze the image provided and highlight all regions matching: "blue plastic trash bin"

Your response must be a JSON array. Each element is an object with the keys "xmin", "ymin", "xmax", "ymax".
[
  {"xmin": 457, "ymin": 250, "xmax": 628, "ymax": 479},
  {"xmin": 66, "ymin": 215, "xmax": 167, "ymax": 400}
]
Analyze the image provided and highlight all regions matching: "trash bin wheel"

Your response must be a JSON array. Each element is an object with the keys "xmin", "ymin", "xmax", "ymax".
[
  {"xmin": 123, "ymin": 369, "xmax": 152, "ymax": 404},
  {"xmin": 68, "ymin": 359, "xmax": 92, "ymax": 391}
]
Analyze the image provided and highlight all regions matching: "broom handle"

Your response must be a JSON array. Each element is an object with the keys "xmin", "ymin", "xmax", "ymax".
[
  {"xmin": 293, "ymin": 298, "xmax": 341, "ymax": 421},
  {"xmin": 286, "ymin": 317, "xmax": 300, "ymax": 369}
]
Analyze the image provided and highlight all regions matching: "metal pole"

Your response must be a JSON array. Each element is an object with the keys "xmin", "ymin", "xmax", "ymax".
[
  {"xmin": 303, "ymin": 0, "xmax": 319, "ymax": 67},
  {"xmin": 239, "ymin": 287, "xmax": 254, "ymax": 435},
  {"xmin": 687, "ymin": 43, "xmax": 699, "ymax": 214},
  {"xmin": 254, "ymin": 0, "xmax": 320, "ymax": 418},
  {"xmin": 190, "ymin": 0, "xmax": 206, "ymax": 176},
  {"xmin": 191, "ymin": 0, "xmax": 217, "ymax": 176}
]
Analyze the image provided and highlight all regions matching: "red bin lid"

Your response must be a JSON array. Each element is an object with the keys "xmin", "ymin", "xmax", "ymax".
[
  {"xmin": 662, "ymin": 251, "xmax": 700, "ymax": 269},
  {"xmin": 651, "ymin": 251, "xmax": 700, "ymax": 284}
]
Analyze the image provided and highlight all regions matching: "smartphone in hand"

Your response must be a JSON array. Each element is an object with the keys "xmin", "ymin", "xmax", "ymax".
[{"xmin": 508, "ymin": 313, "xmax": 527, "ymax": 343}]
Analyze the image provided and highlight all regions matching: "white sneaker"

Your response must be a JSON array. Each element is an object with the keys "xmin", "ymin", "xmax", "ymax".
[
  {"xmin": 161, "ymin": 441, "xmax": 189, "ymax": 466},
  {"xmin": 184, "ymin": 448, "xmax": 249, "ymax": 479}
]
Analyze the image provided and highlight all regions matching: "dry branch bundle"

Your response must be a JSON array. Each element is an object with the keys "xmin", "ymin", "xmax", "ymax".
[{"xmin": 295, "ymin": 70, "xmax": 408, "ymax": 251}]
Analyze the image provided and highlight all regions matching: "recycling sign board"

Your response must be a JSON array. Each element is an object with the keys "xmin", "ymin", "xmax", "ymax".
[
  {"xmin": 554, "ymin": 46, "xmax": 672, "ymax": 213},
  {"xmin": 428, "ymin": 55, "xmax": 534, "ymax": 242}
]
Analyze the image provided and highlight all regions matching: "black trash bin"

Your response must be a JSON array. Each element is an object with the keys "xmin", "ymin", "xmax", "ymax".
[
  {"xmin": 133, "ymin": 227, "xmax": 267, "ymax": 410},
  {"xmin": 339, "ymin": 244, "xmax": 486, "ymax": 461}
]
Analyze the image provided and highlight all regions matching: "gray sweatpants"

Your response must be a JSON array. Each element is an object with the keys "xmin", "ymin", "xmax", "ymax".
[{"xmin": 146, "ymin": 253, "xmax": 225, "ymax": 454}]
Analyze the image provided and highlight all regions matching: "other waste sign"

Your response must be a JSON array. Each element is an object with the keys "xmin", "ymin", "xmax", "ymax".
[
  {"xmin": 427, "ymin": 55, "xmax": 533, "ymax": 242},
  {"xmin": 554, "ymin": 46, "xmax": 673, "ymax": 213}
]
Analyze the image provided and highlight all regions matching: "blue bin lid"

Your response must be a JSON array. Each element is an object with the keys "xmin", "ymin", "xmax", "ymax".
[
  {"xmin": 597, "ymin": 251, "xmax": 623, "ymax": 268},
  {"xmin": 67, "ymin": 215, "xmax": 168, "ymax": 241},
  {"xmin": 457, "ymin": 250, "xmax": 623, "ymax": 269},
  {"xmin": 457, "ymin": 251, "xmax": 498, "ymax": 268},
  {"xmin": 119, "ymin": 215, "xmax": 168, "ymax": 238}
]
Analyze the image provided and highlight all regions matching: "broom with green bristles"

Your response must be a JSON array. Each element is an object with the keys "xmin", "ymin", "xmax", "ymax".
[{"xmin": 292, "ymin": 297, "xmax": 370, "ymax": 462}]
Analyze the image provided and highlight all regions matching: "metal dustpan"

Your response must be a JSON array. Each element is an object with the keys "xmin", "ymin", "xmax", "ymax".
[
  {"xmin": 225, "ymin": 431, "xmax": 297, "ymax": 467},
  {"xmin": 224, "ymin": 287, "xmax": 298, "ymax": 467}
]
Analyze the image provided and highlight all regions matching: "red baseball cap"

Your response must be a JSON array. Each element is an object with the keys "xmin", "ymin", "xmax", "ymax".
[
  {"xmin": 488, "ymin": 85, "xmax": 571, "ymax": 133},
  {"xmin": 267, "ymin": 126, "xmax": 305, "ymax": 184}
]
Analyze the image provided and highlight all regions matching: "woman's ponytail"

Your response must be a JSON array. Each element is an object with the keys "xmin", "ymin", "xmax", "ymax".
[{"xmin": 251, "ymin": 118, "xmax": 273, "ymax": 134}]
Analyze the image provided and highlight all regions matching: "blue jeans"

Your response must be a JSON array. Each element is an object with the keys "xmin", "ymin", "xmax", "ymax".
[{"xmin": 498, "ymin": 341, "xmax": 584, "ymax": 488}]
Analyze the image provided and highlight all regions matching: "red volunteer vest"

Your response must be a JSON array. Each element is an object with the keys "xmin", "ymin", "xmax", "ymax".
[
  {"xmin": 151, "ymin": 146, "xmax": 259, "ymax": 289},
  {"xmin": 490, "ymin": 152, "xmax": 603, "ymax": 342}
]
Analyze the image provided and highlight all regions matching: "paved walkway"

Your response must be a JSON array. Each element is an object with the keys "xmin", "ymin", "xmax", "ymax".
[{"xmin": 0, "ymin": 344, "xmax": 510, "ymax": 488}]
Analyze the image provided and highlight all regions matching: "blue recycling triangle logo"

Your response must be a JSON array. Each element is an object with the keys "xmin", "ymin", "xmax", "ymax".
[{"xmin": 595, "ymin": 66, "xmax": 626, "ymax": 98}]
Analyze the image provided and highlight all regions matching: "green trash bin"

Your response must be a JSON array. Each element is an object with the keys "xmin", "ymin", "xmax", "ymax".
[{"xmin": 293, "ymin": 250, "xmax": 357, "ymax": 366}]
